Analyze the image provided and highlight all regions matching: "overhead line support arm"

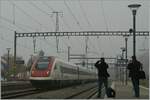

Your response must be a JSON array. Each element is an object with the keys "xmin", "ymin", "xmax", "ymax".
[{"xmin": 15, "ymin": 31, "xmax": 149, "ymax": 37}]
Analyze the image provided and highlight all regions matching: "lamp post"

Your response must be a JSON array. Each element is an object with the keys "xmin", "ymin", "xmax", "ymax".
[
  {"xmin": 123, "ymin": 35, "xmax": 129, "ymax": 85},
  {"xmin": 120, "ymin": 47, "xmax": 125, "ymax": 84},
  {"xmin": 7, "ymin": 48, "xmax": 11, "ymax": 68},
  {"xmin": 128, "ymin": 4, "xmax": 141, "ymax": 57},
  {"xmin": 6, "ymin": 48, "xmax": 11, "ymax": 80},
  {"xmin": 120, "ymin": 47, "xmax": 125, "ymax": 59}
]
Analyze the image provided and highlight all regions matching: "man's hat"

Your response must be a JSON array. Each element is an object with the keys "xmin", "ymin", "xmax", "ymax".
[
  {"xmin": 101, "ymin": 57, "xmax": 105, "ymax": 61},
  {"xmin": 101, "ymin": 57, "xmax": 104, "ymax": 60}
]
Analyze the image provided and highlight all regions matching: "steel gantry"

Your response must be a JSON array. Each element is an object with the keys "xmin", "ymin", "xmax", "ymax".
[
  {"xmin": 14, "ymin": 31, "xmax": 149, "ymax": 67},
  {"xmin": 15, "ymin": 31, "xmax": 149, "ymax": 37}
]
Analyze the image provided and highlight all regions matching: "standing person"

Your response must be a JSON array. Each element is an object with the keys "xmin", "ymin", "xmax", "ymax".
[
  {"xmin": 127, "ymin": 56, "xmax": 142, "ymax": 97},
  {"xmin": 95, "ymin": 57, "xmax": 110, "ymax": 98}
]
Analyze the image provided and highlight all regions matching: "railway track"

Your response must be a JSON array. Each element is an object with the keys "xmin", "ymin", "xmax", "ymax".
[
  {"xmin": 1, "ymin": 81, "xmax": 109, "ymax": 99},
  {"xmin": 65, "ymin": 86, "xmax": 97, "ymax": 99},
  {"xmin": 1, "ymin": 81, "xmax": 32, "ymax": 92},
  {"xmin": 64, "ymin": 80, "xmax": 111, "ymax": 99},
  {"xmin": 10, "ymin": 82, "xmax": 98, "ymax": 99},
  {"xmin": 1, "ymin": 88, "xmax": 41, "ymax": 99},
  {"xmin": 1, "ymin": 81, "xmax": 40, "ymax": 99},
  {"xmin": 65, "ymin": 86, "xmax": 106, "ymax": 99}
]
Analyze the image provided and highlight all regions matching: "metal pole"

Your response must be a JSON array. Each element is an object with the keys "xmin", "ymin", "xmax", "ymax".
[
  {"xmin": 33, "ymin": 37, "xmax": 36, "ymax": 53},
  {"xmin": 122, "ymin": 50, "xmax": 124, "ymax": 59},
  {"xmin": 7, "ymin": 48, "xmax": 11, "ymax": 68},
  {"xmin": 125, "ymin": 37, "xmax": 128, "ymax": 85},
  {"xmin": 133, "ymin": 10, "xmax": 136, "ymax": 56},
  {"xmin": 85, "ymin": 37, "xmax": 88, "ymax": 68},
  {"xmin": 52, "ymin": 11, "xmax": 63, "ymax": 53},
  {"xmin": 14, "ymin": 31, "xmax": 17, "ymax": 68},
  {"xmin": 7, "ymin": 48, "xmax": 11, "ymax": 80},
  {"xmin": 68, "ymin": 46, "xmax": 70, "ymax": 62},
  {"xmin": 56, "ymin": 12, "xmax": 59, "ymax": 53}
]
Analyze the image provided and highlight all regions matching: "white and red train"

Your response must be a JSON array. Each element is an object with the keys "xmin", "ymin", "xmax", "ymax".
[{"xmin": 29, "ymin": 56, "xmax": 97, "ymax": 88}]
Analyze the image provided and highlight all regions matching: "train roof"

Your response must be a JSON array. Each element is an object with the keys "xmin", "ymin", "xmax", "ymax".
[
  {"xmin": 54, "ymin": 56, "xmax": 96, "ymax": 73},
  {"xmin": 38, "ymin": 56, "xmax": 95, "ymax": 73}
]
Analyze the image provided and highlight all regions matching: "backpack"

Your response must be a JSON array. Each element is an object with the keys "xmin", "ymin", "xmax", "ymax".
[
  {"xmin": 138, "ymin": 70, "xmax": 146, "ymax": 79},
  {"xmin": 106, "ymin": 87, "xmax": 116, "ymax": 98}
]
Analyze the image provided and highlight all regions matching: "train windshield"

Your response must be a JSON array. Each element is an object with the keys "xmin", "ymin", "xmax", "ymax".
[{"xmin": 36, "ymin": 62, "xmax": 49, "ymax": 70}]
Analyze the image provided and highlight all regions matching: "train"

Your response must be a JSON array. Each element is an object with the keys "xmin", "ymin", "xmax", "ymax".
[{"xmin": 29, "ymin": 56, "xmax": 97, "ymax": 88}]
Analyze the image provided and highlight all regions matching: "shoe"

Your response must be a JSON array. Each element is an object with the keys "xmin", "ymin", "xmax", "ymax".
[
  {"xmin": 136, "ymin": 96, "xmax": 140, "ymax": 98},
  {"xmin": 133, "ymin": 95, "xmax": 140, "ymax": 98},
  {"xmin": 97, "ymin": 95, "xmax": 101, "ymax": 98}
]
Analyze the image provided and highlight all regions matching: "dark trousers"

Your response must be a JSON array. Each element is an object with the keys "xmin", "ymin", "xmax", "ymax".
[
  {"xmin": 131, "ymin": 77, "xmax": 140, "ymax": 97},
  {"xmin": 98, "ymin": 77, "xmax": 108, "ymax": 97}
]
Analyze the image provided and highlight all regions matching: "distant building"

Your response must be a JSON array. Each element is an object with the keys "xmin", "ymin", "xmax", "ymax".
[
  {"xmin": 1, "ymin": 54, "xmax": 27, "ymax": 80},
  {"xmin": 1, "ymin": 57, "xmax": 8, "ymax": 80}
]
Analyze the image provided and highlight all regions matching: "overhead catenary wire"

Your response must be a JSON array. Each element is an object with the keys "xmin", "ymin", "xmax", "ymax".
[
  {"xmin": 99, "ymin": 0, "xmax": 115, "ymax": 57},
  {"xmin": 0, "ymin": 1, "xmax": 36, "ymax": 54},
  {"xmin": 78, "ymin": 0, "xmax": 92, "ymax": 27},
  {"xmin": 30, "ymin": 1, "xmax": 57, "ymax": 53},
  {"xmin": 78, "ymin": 0, "xmax": 94, "ymax": 59},
  {"xmin": 0, "ymin": 23, "xmax": 34, "ymax": 52},
  {"xmin": 42, "ymin": 1, "xmax": 72, "ymax": 32},
  {"xmin": 29, "ymin": 1, "xmax": 55, "ymax": 30},
  {"xmin": 0, "ymin": 13, "xmax": 34, "ymax": 52},
  {"xmin": 42, "ymin": 1, "xmax": 55, "ymax": 12},
  {"xmin": 42, "ymin": 1, "xmax": 70, "ymax": 52},
  {"xmin": 64, "ymin": 0, "xmax": 82, "ymax": 30},
  {"xmin": 9, "ymin": 1, "xmax": 50, "ymax": 31},
  {"xmin": 36, "ymin": 38, "xmax": 58, "ymax": 54},
  {"xmin": 94, "ymin": 0, "xmax": 102, "ymax": 56},
  {"xmin": 42, "ymin": 1, "xmax": 72, "ymax": 48},
  {"xmin": 61, "ymin": 16, "xmax": 71, "ymax": 31},
  {"xmin": 0, "ymin": 33, "xmax": 32, "ymax": 51},
  {"xmin": 41, "ymin": 1, "xmax": 56, "ymax": 29},
  {"xmin": 99, "ymin": 0, "xmax": 109, "ymax": 31},
  {"xmin": 95, "ymin": 0, "xmax": 112, "ymax": 57},
  {"xmin": 42, "ymin": 1, "xmax": 71, "ymax": 53},
  {"xmin": 0, "ymin": 25, "xmax": 15, "ymax": 32},
  {"xmin": 12, "ymin": 3, "xmax": 15, "ymax": 25},
  {"xmin": 0, "ymin": 16, "xmax": 34, "ymax": 32},
  {"xmin": 63, "ymin": 0, "xmax": 82, "ymax": 49},
  {"xmin": 28, "ymin": 1, "xmax": 56, "ymax": 53},
  {"xmin": 30, "ymin": 2, "xmax": 62, "ymax": 53},
  {"xmin": 88, "ymin": 37, "xmax": 100, "ymax": 56}
]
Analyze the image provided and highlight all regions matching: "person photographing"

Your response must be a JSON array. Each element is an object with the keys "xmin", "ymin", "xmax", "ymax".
[{"xmin": 95, "ymin": 57, "xmax": 110, "ymax": 98}]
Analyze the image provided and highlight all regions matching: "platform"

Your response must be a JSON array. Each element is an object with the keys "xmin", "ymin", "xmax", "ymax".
[
  {"xmin": 92, "ymin": 81, "xmax": 149, "ymax": 99},
  {"xmin": 115, "ymin": 81, "xmax": 149, "ymax": 99}
]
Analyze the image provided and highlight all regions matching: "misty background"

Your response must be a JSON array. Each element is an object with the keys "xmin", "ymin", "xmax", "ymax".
[{"xmin": 0, "ymin": 0, "xmax": 149, "ymax": 65}]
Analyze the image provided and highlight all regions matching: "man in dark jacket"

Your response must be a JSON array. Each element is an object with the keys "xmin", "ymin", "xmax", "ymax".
[
  {"xmin": 127, "ymin": 56, "xmax": 142, "ymax": 97},
  {"xmin": 95, "ymin": 57, "xmax": 110, "ymax": 98}
]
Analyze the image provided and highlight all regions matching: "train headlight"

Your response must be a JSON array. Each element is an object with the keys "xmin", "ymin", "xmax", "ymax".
[
  {"xmin": 32, "ymin": 71, "xmax": 35, "ymax": 75},
  {"xmin": 46, "ymin": 71, "xmax": 50, "ymax": 75}
]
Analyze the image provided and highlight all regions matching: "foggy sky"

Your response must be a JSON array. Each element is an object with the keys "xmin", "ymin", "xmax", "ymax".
[{"xmin": 0, "ymin": 0, "xmax": 149, "ymax": 63}]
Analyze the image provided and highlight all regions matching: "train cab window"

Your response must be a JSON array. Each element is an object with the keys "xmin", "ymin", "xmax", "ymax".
[
  {"xmin": 54, "ymin": 66, "xmax": 57, "ymax": 70},
  {"xmin": 36, "ymin": 62, "xmax": 49, "ymax": 70},
  {"xmin": 54, "ymin": 65, "xmax": 57, "ymax": 70},
  {"xmin": 54, "ymin": 63, "xmax": 60, "ymax": 70}
]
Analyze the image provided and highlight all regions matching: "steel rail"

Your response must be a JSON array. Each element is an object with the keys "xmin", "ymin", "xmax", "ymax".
[{"xmin": 2, "ymin": 88, "xmax": 40, "ymax": 99}]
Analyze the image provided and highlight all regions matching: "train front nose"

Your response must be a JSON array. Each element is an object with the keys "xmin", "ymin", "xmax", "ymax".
[
  {"xmin": 30, "ymin": 57, "xmax": 54, "ymax": 88},
  {"xmin": 31, "ymin": 70, "xmax": 50, "ymax": 77},
  {"xmin": 31, "ymin": 57, "xmax": 53, "ymax": 77}
]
